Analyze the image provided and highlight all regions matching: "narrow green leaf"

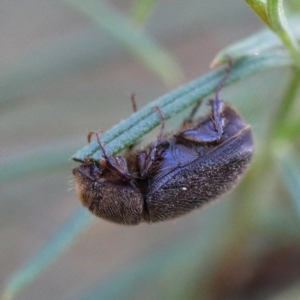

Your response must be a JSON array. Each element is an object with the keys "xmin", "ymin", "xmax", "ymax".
[
  {"xmin": 130, "ymin": 0, "xmax": 157, "ymax": 25},
  {"xmin": 278, "ymin": 151, "xmax": 300, "ymax": 219},
  {"xmin": 0, "ymin": 138, "xmax": 82, "ymax": 184},
  {"xmin": 266, "ymin": 0, "xmax": 300, "ymax": 59},
  {"xmin": 212, "ymin": 15, "xmax": 300, "ymax": 65},
  {"xmin": 272, "ymin": 68, "xmax": 300, "ymax": 140},
  {"xmin": 73, "ymin": 50, "xmax": 292, "ymax": 162},
  {"xmin": 246, "ymin": 0, "xmax": 300, "ymax": 59},
  {"xmin": 246, "ymin": 0, "xmax": 269, "ymax": 26},
  {"xmin": 0, "ymin": 31, "xmax": 116, "ymax": 105},
  {"xmin": 276, "ymin": 119, "xmax": 300, "ymax": 140},
  {"xmin": 1, "ymin": 208, "xmax": 92, "ymax": 300},
  {"xmin": 60, "ymin": 0, "xmax": 183, "ymax": 87}
]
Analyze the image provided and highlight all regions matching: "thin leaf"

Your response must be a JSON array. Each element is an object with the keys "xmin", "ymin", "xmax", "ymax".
[
  {"xmin": 211, "ymin": 15, "xmax": 300, "ymax": 65},
  {"xmin": 276, "ymin": 119, "xmax": 300, "ymax": 140},
  {"xmin": 0, "ymin": 137, "xmax": 82, "ymax": 184},
  {"xmin": 278, "ymin": 150, "xmax": 300, "ymax": 219},
  {"xmin": 245, "ymin": 0, "xmax": 300, "ymax": 59},
  {"xmin": 266, "ymin": 0, "xmax": 300, "ymax": 59},
  {"xmin": 1, "ymin": 207, "xmax": 92, "ymax": 300},
  {"xmin": 60, "ymin": 0, "xmax": 183, "ymax": 87},
  {"xmin": 73, "ymin": 50, "xmax": 292, "ymax": 162},
  {"xmin": 272, "ymin": 68, "xmax": 300, "ymax": 140},
  {"xmin": 0, "ymin": 31, "xmax": 116, "ymax": 104},
  {"xmin": 246, "ymin": 0, "xmax": 269, "ymax": 26}
]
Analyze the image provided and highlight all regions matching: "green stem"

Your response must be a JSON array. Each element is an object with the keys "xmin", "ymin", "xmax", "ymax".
[
  {"xmin": 272, "ymin": 67, "xmax": 300, "ymax": 140},
  {"xmin": 266, "ymin": 0, "xmax": 300, "ymax": 62},
  {"xmin": 219, "ymin": 55, "xmax": 300, "ymax": 247}
]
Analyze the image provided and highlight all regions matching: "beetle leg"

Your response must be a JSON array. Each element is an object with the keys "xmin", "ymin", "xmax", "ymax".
[
  {"xmin": 153, "ymin": 106, "xmax": 165, "ymax": 143},
  {"xmin": 175, "ymin": 99, "xmax": 225, "ymax": 144},
  {"xmin": 175, "ymin": 57, "xmax": 232, "ymax": 145},
  {"xmin": 88, "ymin": 131, "xmax": 132, "ymax": 181},
  {"xmin": 181, "ymin": 100, "xmax": 203, "ymax": 128},
  {"xmin": 76, "ymin": 168, "xmax": 95, "ymax": 181},
  {"xmin": 124, "ymin": 94, "xmax": 138, "ymax": 153},
  {"xmin": 139, "ymin": 106, "xmax": 165, "ymax": 178},
  {"xmin": 131, "ymin": 93, "xmax": 137, "ymax": 113},
  {"xmin": 215, "ymin": 55, "xmax": 232, "ymax": 101}
]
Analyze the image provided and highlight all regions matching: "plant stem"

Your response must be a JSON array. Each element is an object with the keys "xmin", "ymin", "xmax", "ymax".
[{"xmin": 272, "ymin": 67, "xmax": 300, "ymax": 140}]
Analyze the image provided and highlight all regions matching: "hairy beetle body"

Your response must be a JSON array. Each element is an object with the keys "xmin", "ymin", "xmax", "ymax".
[
  {"xmin": 146, "ymin": 127, "xmax": 252, "ymax": 222},
  {"xmin": 74, "ymin": 164, "xmax": 144, "ymax": 225},
  {"xmin": 73, "ymin": 99, "xmax": 253, "ymax": 225}
]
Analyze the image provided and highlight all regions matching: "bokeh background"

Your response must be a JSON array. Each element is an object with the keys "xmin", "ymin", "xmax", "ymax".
[{"xmin": 1, "ymin": 1, "xmax": 300, "ymax": 300}]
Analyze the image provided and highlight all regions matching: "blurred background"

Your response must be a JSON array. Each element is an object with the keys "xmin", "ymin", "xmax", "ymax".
[{"xmin": 1, "ymin": 1, "xmax": 300, "ymax": 300}]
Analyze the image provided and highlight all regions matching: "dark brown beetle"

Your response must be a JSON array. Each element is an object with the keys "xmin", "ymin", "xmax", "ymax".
[{"xmin": 73, "ymin": 68, "xmax": 254, "ymax": 225}]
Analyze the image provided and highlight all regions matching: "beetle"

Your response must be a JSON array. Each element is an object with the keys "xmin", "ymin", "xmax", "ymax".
[
  {"xmin": 73, "ymin": 68, "xmax": 254, "ymax": 225},
  {"xmin": 139, "ymin": 99, "xmax": 253, "ymax": 223}
]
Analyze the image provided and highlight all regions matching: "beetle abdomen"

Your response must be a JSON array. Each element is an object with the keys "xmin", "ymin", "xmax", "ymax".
[
  {"xmin": 73, "ymin": 166, "xmax": 144, "ymax": 225},
  {"xmin": 146, "ymin": 127, "xmax": 253, "ymax": 222}
]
